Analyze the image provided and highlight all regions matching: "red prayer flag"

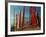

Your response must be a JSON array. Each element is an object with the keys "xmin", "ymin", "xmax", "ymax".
[{"xmin": 30, "ymin": 7, "xmax": 37, "ymax": 26}]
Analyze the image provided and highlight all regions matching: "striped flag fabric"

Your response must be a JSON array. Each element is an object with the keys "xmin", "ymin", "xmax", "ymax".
[{"xmin": 17, "ymin": 13, "xmax": 20, "ymax": 30}]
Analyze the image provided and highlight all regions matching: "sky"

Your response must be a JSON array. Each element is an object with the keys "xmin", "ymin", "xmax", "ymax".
[{"xmin": 10, "ymin": 5, "xmax": 41, "ymax": 26}]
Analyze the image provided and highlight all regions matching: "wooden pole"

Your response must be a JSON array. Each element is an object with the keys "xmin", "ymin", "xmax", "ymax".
[{"xmin": 22, "ymin": 7, "xmax": 25, "ymax": 30}]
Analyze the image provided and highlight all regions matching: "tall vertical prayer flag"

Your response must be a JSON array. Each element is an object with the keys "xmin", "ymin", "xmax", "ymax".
[{"xmin": 30, "ymin": 7, "xmax": 37, "ymax": 26}]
